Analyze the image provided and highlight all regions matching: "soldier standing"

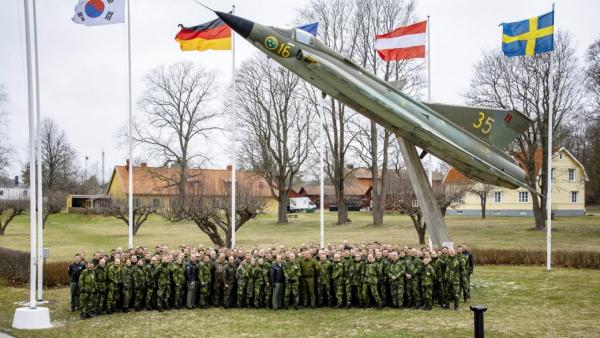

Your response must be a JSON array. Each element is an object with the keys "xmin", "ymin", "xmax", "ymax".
[
  {"xmin": 269, "ymin": 254, "xmax": 286, "ymax": 310},
  {"xmin": 236, "ymin": 256, "xmax": 250, "ymax": 308},
  {"xmin": 78, "ymin": 261, "xmax": 96, "ymax": 319},
  {"xmin": 263, "ymin": 253, "xmax": 273, "ymax": 308},
  {"xmin": 331, "ymin": 253, "xmax": 345, "ymax": 308},
  {"xmin": 300, "ymin": 251, "xmax": 318, "ymax": 308},
  {"xmin": 245, "ymin": 258, "xmax": 256, "ymax": 308},
  {"xmin": 361, "ymin": 254, "xmax": 382, "ymax": 309},
  {"xmin": 405, "ymin": 249, "xmax": 422, "ymax": 309},
  {"xmin": 457, "ymin": 246, "xmax": 470, "ymax": 302},
  {"xmin": 121, "ymin": 259, "xmax": 133, "ymax": 312},
  {"xmin": 388, "ymin": 252, "xmax": 405, "ymax": 308},
  {"xmin": 145, "ymin": 256, "xmax": 158, "ymax": 311},
  {"xmin": 171, "ymin": 254, "xmax": 186, "ymax": 309},
  {"xmin": 421, "ymin": 257, "xmax": 436, "ymax": 310},
  {"xmin": 156, "ymin": 256, "xmax": 171, "ymax": 312},
  {"xmin": 316, "ymin": 254, "xmax": 333, "ymax": 307},
  {"xmin": 213, "ymin": 253, "xmax": 228, "ymax": 307},
  {"xmin": 106, "ymin": 258, "xmax": 122, "ymax": 314},
  {"xmin": 68, "ymin": 254, "xmax": 85, "ymax": 312},
  {"xmin": 94, "ymin": 258, "xmax": 107, "ymax": 314},
  {"xmin": 445, "ymin": 248, "xmax": 461, "ymax": 310},
  {"xmin": 350, "ymin": 254, "xmax": 365, "ymax": 307},
  {"xmin": 185, "ymin": 253, "xmax": 198, "ymax": 309},
  {"xmin": 198, "ymin": 254, "xmax": 212, "ymax": 309},
  {"xmin": 283, "ymin": 253, "xmax": 301, "ymax": 309},
  {"xmin": 133, "ymin": 259, "xmax": 146, "ymax": 311},
  {"xmin": 223, "ymin": 256, "xmax": 237, "ymax": 309}
]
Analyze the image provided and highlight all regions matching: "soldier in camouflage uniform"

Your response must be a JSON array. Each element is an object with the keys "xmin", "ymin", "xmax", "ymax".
[
  {"xmin": 121, "ymin": 259, "xmax": 133, "ymax": 312},
  {"xmin": 263, "ymin": 253, "xmax": 273, "ymax": 308},
  {"xmin": 316, "ymin": 254, "xmax": 332, "ymax": 307},
  {"xmin": 350, "ymin": 254, "xmax": 365, "ymax": 307},
  {"xmin": 437, "ymin": 247, "xmax": 449, "ymax": 308},
  {"xmin": 236, "ymin": 255, "xmax": 251, "ymax": 308},
  {"xmin": 252, "ymin": 258, "xmax": 266, "ymax": 308},
  {"xmin": 197, "ymin": 254, "xmax": 212, "ymax": 309},
  {"xmin": 300, "ymin": 251, "xmax": 318, "ymax": 308},
  {"xmin": 283, "ymin": 253, "xmax": 301, "ymax": 309},
  {"xmin": 223, "ymin": 256, "xmax": 237, "ymax": 308},
  {"xmin": 106, "ymin": 258, "xmax": 122, "ymax": 314},
  {"xmin": 145, "ymin": 256, "xmax": 158, "ymax": 311},
  {"xmin": 387, "ymin": 252, "xmax": 405, "ymax": 308},
  {"xmin": 343, "ymin": 251, "xmax": 354, "ymax": 308},
  {"xmin": 94, "ymin": 258, "xmax": 107, "ymax": 314},
  {"xmin": 361, "ymin": 254, "xmax": 382, "ymax": 309},
  {"xmin": 375, "ymin": 251, "xmax": 389, "ymax": 306},
  {"xmin": 457, "ymin": 246, "xmax": 470, "ymax": 302},
  {"xmin": 445, "ymin": 248, "xmax": 461, "ymax": 310},
  {"xmin": 331, "ymin": 253, "xmax": 345, "ymax": 308},
  {"xmin": 133, "ymin": 259, "xmax": 146, "ymax": 311},
  {"xmin": 421, "ymin": 257, "xmax": 436, "ymax": 310},
  {"xmin": 405, "ymin": 249, "xmax": 422, "ymax": 309},
  {"xmin": 78, "ymin": 262, "xmax": 96, "ymax": 319},
  {"xmin": 156, "ymin": 256, "xmax": 171, "ymax": 312},
  {"xmin": 213, "ymin": 253, "xmax": 228, "ymax": 307},
  {"xmin": 171, "ymin": 254, "xmax": 186, "ymax": 309}
]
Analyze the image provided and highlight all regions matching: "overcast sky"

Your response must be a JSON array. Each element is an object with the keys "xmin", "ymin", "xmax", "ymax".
[{"xmin": 1, "ymin": 0, "xmax": 599, "ymax": 182}]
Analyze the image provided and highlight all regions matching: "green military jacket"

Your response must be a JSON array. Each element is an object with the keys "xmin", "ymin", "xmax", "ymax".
[
  {"xmin": 198, "ymin": 261, "xmax": 211, "ymax": 285},
  {"xmin": 331, "ymin": 261, "xmax": 344, "ymax": 281},
  {"xmin": 144, "ymin": 264, "xmax": 157, "ymax": 289},
  {"xmin": 171, "ymin": 263, "xmax": 185, "ymax": 286},
  {"xmin": 284, "ymin": 260, "xmax": 301, "ymax": 283},
  {"xmin": 133, "ymin": 265, "xmax": 145, "ymax": 289},
  {"xmin": 107, "ymin": 264, "xmax": 122, "ymax": 285},
  {"xmin": 445, "ymin": 256, "xmax": 461, "ymax": 283},
  {"xmin": 388, "ymin": 260, "xmax": 405, "ymax": 285},
  {"xmin": 317, "ymin": 260, "xmax": 332, "ymax": 284},
  {"xmin": 156, "ymin": 263, "xmax": 171, "ymax": 288},
  {"xmin": 95, "ymin": 265, "xmax": 107, "ymax": 291},
  {"xmin": 406, "ymin": 257, "xmax": 421, "ymax": 279},
  {"xmin": 421, "ymin": 263, "xmax": 436, "ymax": 286},
  {"xmin": 253, "ymin": 264, "xmax": 265, "ymax": 285},
  {"xmin": 343, "ymin": 258, "xmax": 354, "ymax": 284},
  {"xmin": 79, "ymin": 268, "xmax": 96, "ymax": 294},
  {"xmin": 363, "ymin": 262, "xmax": 379, "ymax": 285},
  {"xmin": 300, "ymin": 258, "xmax": 318, "ymax": 278},
  {"xmin": 224, "ymin": 263, "xmax": 237, "ymax": 285},
  {"xmin": 122, "ymin": 265, "xmax": 133, "ymax": 289},
  {"xmin": 351, "ymin": 260, "xmax": 364, "ymax": 286},
  {"xmin": 236, "ymin": 262, "xmax": 249, "ymax": 282}
]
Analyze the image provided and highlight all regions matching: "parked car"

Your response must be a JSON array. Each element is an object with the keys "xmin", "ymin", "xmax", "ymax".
[
  {"xmin": 288, "ymin": 197, "xmax": 317, "ymax": 213},
  {"xmin": 329, "ymin": 200, "xmax": 362, "ymax": 212}
]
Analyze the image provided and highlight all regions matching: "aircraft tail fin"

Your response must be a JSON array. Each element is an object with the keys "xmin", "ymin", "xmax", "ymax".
[{"xmin": 423, "ymin": 102, "xmax": 532, "ymax": 150}]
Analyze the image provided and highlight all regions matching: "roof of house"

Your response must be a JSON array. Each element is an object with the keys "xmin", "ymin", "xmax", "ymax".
[
  {"xmin": 443, "ymin": 147, "xmax": 588, "ymax": 184},
  {"xmin": 300, "ymin": 182, "xmax": 370, "ymax": 197},
  {"xmin": 108, "ymin": 165, "xmax": 273, "ymax": 198}
]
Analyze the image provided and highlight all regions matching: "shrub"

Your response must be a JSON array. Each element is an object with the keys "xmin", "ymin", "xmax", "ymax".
[
  {"xmin": 472, "ymin": 248, "xmax": 600, "ymax": 269},
  {"xmin": 0, "ymin": 247, "xmax": 69, "ymax": 286}
]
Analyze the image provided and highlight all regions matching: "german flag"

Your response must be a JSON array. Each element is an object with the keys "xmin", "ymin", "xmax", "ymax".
[{"xmin": 175, "ymin": 17, "xmax": 231, "ymax": 51}]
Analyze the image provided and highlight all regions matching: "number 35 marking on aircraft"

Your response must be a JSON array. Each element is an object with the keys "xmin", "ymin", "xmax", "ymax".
[{"xmin": 472, "ymin": 112, "xmax": 494, "ymax": 134}]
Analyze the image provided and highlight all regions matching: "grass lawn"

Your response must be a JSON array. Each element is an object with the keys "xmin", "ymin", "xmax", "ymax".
[
  {"xmin": 1, "ymin": 266, "xmax": 599, "ymax": 337},
  {"xmin": 0, "ymin": 211, "xmax": 599, "ymax": 262}
]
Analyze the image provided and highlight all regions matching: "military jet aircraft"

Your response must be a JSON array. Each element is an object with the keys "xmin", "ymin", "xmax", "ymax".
[{"xmin": 215, "ymin": 11, "xmax": 538, "ymax": 194}]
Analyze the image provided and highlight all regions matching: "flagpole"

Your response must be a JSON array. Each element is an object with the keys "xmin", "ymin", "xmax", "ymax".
[
  {"xmin": 426, "ymin": 14, "xmax": 434, "ymax": 249},
  {"xmin": 230, "ymin": 4, "xmax": 237, "ymax": 249},
  {"xmin": 32, "ymin": 0, "xmax": 44, "ymax": 302},
  {"xmin": 126, "ymin": 0, "xmax": 133, "ymax": 249},
  {"xmin": 320, "ymin": 93, "xmax": 326, "ymax": 249},
  {"xmin": 546, "ymin": 3, "xmax": 555, "ymax": 272},
  {"xmin": 23, "ymin": 0, "xmax": 37, "ymax": 309}
]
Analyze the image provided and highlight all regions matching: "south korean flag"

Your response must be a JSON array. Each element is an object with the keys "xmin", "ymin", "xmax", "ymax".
[{"xmin": 72, "ymin": 0, "xmax": 125, "ymax": 26}]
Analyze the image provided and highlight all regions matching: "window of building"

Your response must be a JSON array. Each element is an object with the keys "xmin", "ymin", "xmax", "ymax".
[
  {"xmin": 411, "ymin": 200, "xmax": 419, "ymax": 208},
  {"xmin": 568, "ymin": 169, "xmax": 575, "ymax": 181},
  {"xmin": 494, "ymin": 210, "xmax": 502, "ymax": 215},
  {"xmin": 456, "ymin": 210, "xmax": 463, "ymax": 215},
  {"xmin": 551, "ymin": 168, "xmax": 555, "ymax": 180},
  {"xmin": 559, "ymin": 153, "xmax": 563, "ymax": 160},
  {"xmin": 153, "ymin": 198, "xmax": 161, "ymax": 208},
  {"xmin": 571, "ymin": 191, "xmax": 578, "ymax": 203},
  {"xmin": 494, "ymin": 191, "xmax": 502, "ymax": 203},
  {"xmin": 520, "ymin": 210, "xmax": 528, "ymax": 215},
  {"xmin": 518, "ymin": 191, "xmax": 529, "ymax": 203}
]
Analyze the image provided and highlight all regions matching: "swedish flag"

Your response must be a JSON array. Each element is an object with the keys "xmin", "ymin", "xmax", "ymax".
[{"xmin": 501, "ymin": 11, "xmax": 554, "ymax": 57}]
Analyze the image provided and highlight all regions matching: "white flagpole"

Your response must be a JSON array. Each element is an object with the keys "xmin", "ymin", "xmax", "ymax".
[
  {"xmin": 23, "ymin": 0, "xmax": 38, "ymax": 309},
  {"xmin": 427, "ymin": 15, "xmax": 434, "ymax": 250},
  {"xmin": 320, "ymin": 93, "xmax": 326, "ymax": 249},
  {"xmin": 32, "ymin": 0, "xmax": 44, "ymax": 302},
  {"xmin": 126, "ymin": 0, "xmax": 133, "ymax": 249},
  {"xmin": 230, "ymin": 4, "xmax": 237, "ymax": 249},
  {"xmin": 546, "ymin": 3, "xmax": 555, "ymax": 272}
]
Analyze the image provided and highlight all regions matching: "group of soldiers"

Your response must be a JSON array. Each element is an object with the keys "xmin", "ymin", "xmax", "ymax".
[{"xmin": 68, "ymin": 241, "xmax": 474, "ymax": 319}]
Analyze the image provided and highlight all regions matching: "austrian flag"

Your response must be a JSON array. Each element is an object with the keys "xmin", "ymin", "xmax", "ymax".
[{"xmin": 375, "ymin": 21, "xmax": 427, "ymax": 61}]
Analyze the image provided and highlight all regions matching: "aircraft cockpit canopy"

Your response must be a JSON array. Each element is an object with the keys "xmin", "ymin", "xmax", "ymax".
[{"xmin": 269, "ymin": 26, "xmax": 315, "ymax": 46}]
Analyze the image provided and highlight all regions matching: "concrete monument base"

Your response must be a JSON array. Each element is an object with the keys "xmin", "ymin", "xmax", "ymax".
[{"xmin": 12, "ymin": 307, "xmax": 52, "ymax": 329}]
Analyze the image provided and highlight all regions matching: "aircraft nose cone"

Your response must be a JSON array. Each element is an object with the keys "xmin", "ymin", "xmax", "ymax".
[{"xmin": 215, "ymin": 11, "xmax": 254, "ymax": 39}]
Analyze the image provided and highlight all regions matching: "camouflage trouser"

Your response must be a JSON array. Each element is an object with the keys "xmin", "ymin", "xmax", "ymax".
[
  {"xmin": 438, "ymin": 279, "xmax": 447, "ymax": 306},
  {"xmin": 245, "ymin": 281, "xmax": 255, "ymax": 307},
  {"xmin": 390, "ymin": 281, "xmax": 404, "ymax": 307},
  {"xmin": 253, "ymin": 282, "xmax": 265, "ymax": 307},
  {"xmin": 213, "ymin": 277, "xmax": 224, "ymax": 306},
  {"xmin": 301, "ymin": 277, "xmax": 316, "ymax": 307},
  {"xmin": 344, "ymin": 282, "xmax": 352, "ymax": 306},
  {"xmin": 378, "ymin": 282, "xmax": 388, "ymax": 305},
  {"xmin": 422, "ymin": 283, "xmax": 433, "ymax": 307},
  {"xmin": 407, "ymin": 277, "xmax": 421, "ymax": 306},
  {"xmin": 198, "ymin": 283, "xmax": 209, "ymax": 307},
  {"xmin": 173, "ymin": 283, "xmax": 184, "ymax": 307},
  {"xmin": 79, "ymin": 291, "xmax": 95, "ymax": 314},
  {"xmin": 264, "ymin": 284, "xmax": 272, "ymax": 308},
  {"xmin": 318, "ymin": 281, "xmax": 332, "ymax": 306},
  {"xmin": 446, "ymin": 281, "xmax": 460, "ymax": 308},
  {"xmin": 460, "ymin": 275, "xmax": 470, "ymax": 300},
  {"xmin": 284, "ymin": 280, "xmax": 299, "ymax": 308},
  {"xmin": 107, "ymin": 283, "xmax": 119, "ymax": 311},
  {"xmin": 134, "ymin": 287, "xmax": 145, "ymax": 309},
  {"xmin": 122, "ymin": 287, "xmax": 131, "ymax": 310},
  {"xmin": 236, "ymin": 280, "xmax": 247, "ymax": 307},
  {"xmin": 350, "ymin": 285, "xmax": 363, "ymax": 306},
  {"xmin": 145, "ymin": 288, "xmax": 155, "ymax": 310},
  {"xmin": 95, "ymin": 289, "xmax": 106, "ymax": 312},
  {"xmin": 333, "ymin": 279, "xmax": 344, "ymax": 306},
  {"xmin": 156, "ymin": 285, "xmax": 170, "ymax": 310},
  {"xmin": 361, "ymin": 282, "xmax": 382, "ymax": 307}
]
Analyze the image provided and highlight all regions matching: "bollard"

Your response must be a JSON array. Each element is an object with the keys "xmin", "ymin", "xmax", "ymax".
[{"xmin": 470, "ymin": 305, "xmax": 487, "ymax": 338}]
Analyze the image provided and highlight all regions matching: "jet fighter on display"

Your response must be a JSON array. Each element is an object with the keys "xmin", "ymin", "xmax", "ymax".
[{"xmin": 215, "ymin": 12, "xmax": 537, "ymax": 194}]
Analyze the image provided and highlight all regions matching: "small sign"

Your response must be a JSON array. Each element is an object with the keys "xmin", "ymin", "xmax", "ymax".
[
  {"xmin": 43, "ymin": 248, "xmax": 49, "ymax": 259},
  {"xmin": 442, "ymin": 241, "xmax": 454, "ymax": 250}
]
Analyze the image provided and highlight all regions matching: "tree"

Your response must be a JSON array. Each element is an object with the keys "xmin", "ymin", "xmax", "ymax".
[
  {"xmin": 585, "ymin": 37, "xmax": 600, "ymax": 119},
  {"xmin": 99, "ymin": 198, "xmax": 154, "ymax": 236},
  {"xmin": 181, "ymin": 179, "xmax": 265, "ymax": 248},
  {"xmin": 133, "ymin": 62, "xmax": 219, "ymax": 219},
  {"xmin": 43, "ymin": 190, "xmax": 68, "ymax": 226},
  {"xmin": 299, "ymin": 0, "xmax": 361, "ymax": 224},
  {"xmin": 0, "ymin": 85, "xmax": 11, "ymax": 174},
  {"xmin": 0, "ymin": 198, "xmax": 28, "ymax": 236},
  {"xmin": 237, "ymin": 55, "xmax": 313, "ymax": 224},
  {"xmin": 465, "ymin": 183, "xmax": 500, "ymax": 219},
  {"xmin": 464, "ymin": 32, "xmax": 583, "ymax": 230}
]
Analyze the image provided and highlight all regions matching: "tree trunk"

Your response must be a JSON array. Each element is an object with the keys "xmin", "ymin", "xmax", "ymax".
[
  {"xmin": 277, "ymin": 186, "xmax": 288, "ymax": 224},
  {"xmin": 481, "ymin": 195, "xmax": 487, "ymax": 219},
  {"xmin": 0, "ymin": 227, "xmax": 5, "ymax": 236},
  {"xmin": 417, "ymin": 225, "xmax": 426, "ymax": 245}
]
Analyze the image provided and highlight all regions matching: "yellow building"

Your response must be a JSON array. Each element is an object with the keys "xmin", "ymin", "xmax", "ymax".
[
  {"xmin": 444, "ymin": 147, "xmax": 588, "ymax": 217},
  {"xmin": 106, "ymin": 162, "xmax": 278, "ymax": 213}
]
